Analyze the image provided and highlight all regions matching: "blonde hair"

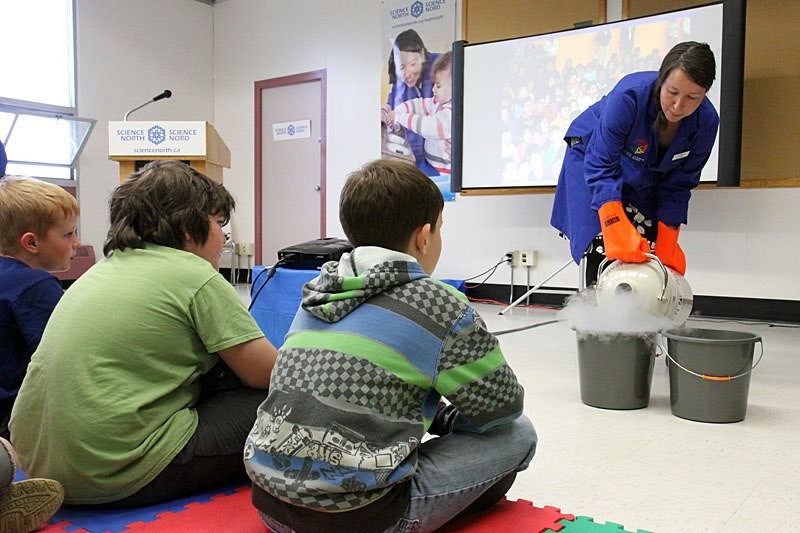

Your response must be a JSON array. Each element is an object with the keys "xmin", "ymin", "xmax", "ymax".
[{"xmin": 0, "ymin": 176, "xmax": 80, "ymax": 255}]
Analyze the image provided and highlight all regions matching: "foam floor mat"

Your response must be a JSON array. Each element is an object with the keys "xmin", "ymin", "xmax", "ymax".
[{"xmin": 39, "ymin": 486, "xmax": 652, "ymax": 533}]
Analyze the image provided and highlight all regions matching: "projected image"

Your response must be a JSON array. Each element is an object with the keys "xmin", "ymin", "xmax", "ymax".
[{"xmin": 459, "ymin": 4, "xmax": 723, "ymax": 189}]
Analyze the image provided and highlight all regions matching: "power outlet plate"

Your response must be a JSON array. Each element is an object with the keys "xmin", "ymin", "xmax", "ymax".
[
  {"xmin": 519, "ymin": 250, "xmax": 537, "ymax": 267},
  {"xmin": 236, "ymin": 242, "xmax": 255, "ymax": 256},
  {"xmin": 508, "ymin": 250, "xmax": 537, "ymax": 267}
]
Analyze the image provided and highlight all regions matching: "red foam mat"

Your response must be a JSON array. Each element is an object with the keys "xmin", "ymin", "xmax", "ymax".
[{"xmin": 42, "ymin": 489, "xmax": 576, "ymax": 532}]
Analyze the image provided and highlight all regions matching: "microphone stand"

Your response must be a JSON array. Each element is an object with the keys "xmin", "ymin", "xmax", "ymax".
[
  {"xmin": 124, "ymin": 90, "xmax": 172, "ymax": 121},
  {"xmin": 124, "ymin": 101, "xmax": 153, "ymax": 121}
]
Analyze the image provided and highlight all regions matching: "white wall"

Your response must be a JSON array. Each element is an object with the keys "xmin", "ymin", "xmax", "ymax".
[
  {"xmin": 75, "ymin": 0, "xmax": 215, "ymax": 254},
  {"xmin": 211, "ymin": 0, "xmax": 799, "ymax": 301},
  {"xmin": 211, "ymin": 0, "xmax": 381, "ymax": 257},
  {"xmin": 73, "ymin": 0, "xmax": 798, "ymax": 301}
]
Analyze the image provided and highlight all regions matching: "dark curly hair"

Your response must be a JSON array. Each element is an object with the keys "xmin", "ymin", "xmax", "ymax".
[{"xmin": 103, "ymin": 160, "xmax": 234, "ymax": 256}]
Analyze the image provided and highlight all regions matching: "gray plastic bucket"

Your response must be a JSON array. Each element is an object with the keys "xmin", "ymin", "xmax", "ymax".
[
  {"xmin": 576, "ymin": 332, "xmax": 656, "ymax": 410},
  {"xmin": 663, "ymin": 328, "xmax": 763, "ymax": 423}
]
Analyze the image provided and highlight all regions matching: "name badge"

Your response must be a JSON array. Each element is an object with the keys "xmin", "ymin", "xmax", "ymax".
[{"xmin": 672, "ymin": 150, "xmax": 690, "ymax": 161}]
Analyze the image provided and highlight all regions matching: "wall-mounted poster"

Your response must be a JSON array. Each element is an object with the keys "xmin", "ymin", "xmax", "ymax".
[{"xmin": 380, "ymin": 0, "xmax": 457, "ymax": 201}]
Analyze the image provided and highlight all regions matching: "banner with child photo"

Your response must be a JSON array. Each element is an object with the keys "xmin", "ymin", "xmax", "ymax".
[{"xmin": 380, "ymin": 0, "xmax": 457, "ymax": 201}]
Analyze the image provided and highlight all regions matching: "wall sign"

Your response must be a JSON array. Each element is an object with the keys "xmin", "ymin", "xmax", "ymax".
[{"xmin": 272, "ymin": 120, "xmax": 311, "ymax": 141}]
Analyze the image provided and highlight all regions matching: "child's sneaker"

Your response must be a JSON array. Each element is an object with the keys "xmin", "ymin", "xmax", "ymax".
[{"xmin": 0, "ymin": 478, "xmax": 64, "ymax": 532}]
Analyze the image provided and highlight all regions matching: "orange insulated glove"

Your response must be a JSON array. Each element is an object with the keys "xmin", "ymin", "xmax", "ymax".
[
  {"xmin": 598, "ymin": 201, "xmax": 649, "ymax": 263},
  {"xmin": 654, "ymin": 221, "xmax": 686, "ymax": 275}
]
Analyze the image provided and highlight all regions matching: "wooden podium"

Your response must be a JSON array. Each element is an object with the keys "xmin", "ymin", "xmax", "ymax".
[{"xmin": 108, "ymin": 121, "xmax": 230, "ymax": 182}]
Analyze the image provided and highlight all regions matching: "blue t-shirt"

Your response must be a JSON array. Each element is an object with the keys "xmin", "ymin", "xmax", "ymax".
[{"xmin": 0, "ymin": 257, "xmax": 63, "ymax": 421}]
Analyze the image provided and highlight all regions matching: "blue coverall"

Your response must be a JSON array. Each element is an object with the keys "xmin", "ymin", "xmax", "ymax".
[{"xmin": 550, "ymin": 71, "xmax": 719, "ymax": 263}]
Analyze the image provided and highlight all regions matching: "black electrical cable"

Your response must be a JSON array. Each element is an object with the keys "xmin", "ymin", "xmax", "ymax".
[
  {"xmin": 248, "ymin": 254, "xmax": 300, "ymax": 311},
  {"xmin": 465, "ymin": 260, "xmax": 510, "ymax": 291},
  {"xmin": 466, "ymin": 269, "xmax": 502, "ymax": 289},
  {"xmin": 463, "ymin": 257, "xmax": 510, "ymax": 282}
]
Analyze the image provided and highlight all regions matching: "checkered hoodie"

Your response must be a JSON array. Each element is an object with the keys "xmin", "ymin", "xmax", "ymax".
[{"xmin": 244, "ymin": 247, "xmax": 524, "ymax": 514}]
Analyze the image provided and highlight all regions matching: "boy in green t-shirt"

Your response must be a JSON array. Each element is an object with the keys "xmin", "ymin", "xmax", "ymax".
[{"xmin": 10, "ymin": 161, "xmax": 279, "ymax": 507}]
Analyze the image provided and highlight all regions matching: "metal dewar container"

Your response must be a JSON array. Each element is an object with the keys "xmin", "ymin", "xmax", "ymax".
[{"xmin": 595, "ymin": 254, "xmax": 693, "ymax": 327}]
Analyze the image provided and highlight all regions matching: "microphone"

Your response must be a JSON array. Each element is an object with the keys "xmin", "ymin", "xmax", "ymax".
[
  {"xmin": 123, "ymin": 90, "xmax": 173, "ymax": 121},
  {"xmin": 152, "ymin": 89, "xmax": 172, "ymax": 102}
]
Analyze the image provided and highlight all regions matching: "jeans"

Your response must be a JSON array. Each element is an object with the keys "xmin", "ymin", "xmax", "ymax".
[
  {"xmin": 260, "ymin": 414, "xmax": 537, "ymax": 533},
  {"xmin": 0, "ymin": 437, "xmax": 16, "ymax": 488}
]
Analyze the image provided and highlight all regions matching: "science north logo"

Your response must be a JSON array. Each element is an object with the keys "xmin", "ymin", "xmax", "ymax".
[
  {"xmin": 287, "ymin": 124, "xmax": 296, "ymax": 136},
  {"xmin": 390, "ymin": 1, "xmax": 446, "ymax": 20},
  {"xmin": 148, "ymin": 125, "xmax": 166, "ymax": 145},
  {"xmin": 630, "ymin": 139, "xmax": 648, "ymax": 155}
]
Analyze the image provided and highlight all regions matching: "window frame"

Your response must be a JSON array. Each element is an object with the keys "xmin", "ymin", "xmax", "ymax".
[{"xmin": 0, "ymin": 0, "xmax": 87, "ymax": 184}]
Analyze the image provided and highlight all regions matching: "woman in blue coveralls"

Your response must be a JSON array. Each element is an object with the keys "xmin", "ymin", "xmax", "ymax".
[
  {"xmin": 382, "ymin": 29, "xmax": 441, "ymax": 176},
  {"xmin": 550, "ymin": 41, "xmax": 718, "ymax": 286}
]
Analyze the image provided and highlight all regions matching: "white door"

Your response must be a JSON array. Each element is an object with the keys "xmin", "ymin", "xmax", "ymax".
[{"xmin": 255, "ymin": 70, "xmax": 326, "ymax": 266}]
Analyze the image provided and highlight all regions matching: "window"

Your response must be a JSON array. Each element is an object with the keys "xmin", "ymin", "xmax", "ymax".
[{"xmin": 0, "ymin": 0, "xmax": 94, "ymax": 181}]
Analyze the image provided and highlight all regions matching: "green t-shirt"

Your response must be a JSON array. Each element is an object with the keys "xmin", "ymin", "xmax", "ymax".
[{"xmin": 10, "ymin": 244, "xmax": 265, "ymax": 504}]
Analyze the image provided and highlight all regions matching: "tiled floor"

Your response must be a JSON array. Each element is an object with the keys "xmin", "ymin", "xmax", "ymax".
[
  {"xmin": 236, "ymin": 283, "xmax": 800, "ymax": 532},
  {"xmin": 482, "ymin": 301, "xmax": 800, "ymax": 533}
]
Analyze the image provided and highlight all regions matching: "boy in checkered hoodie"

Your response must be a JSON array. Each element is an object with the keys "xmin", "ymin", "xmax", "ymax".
[{"xmin": 245, "ymin": 159, "xmax": 536, "ymax": 533}]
